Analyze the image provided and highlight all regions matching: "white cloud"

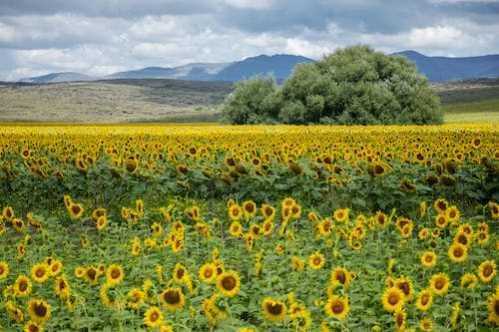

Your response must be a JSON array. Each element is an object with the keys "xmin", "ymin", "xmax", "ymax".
[{"xmin": 224, "ymin": 0, "xmax": 274, "ymax": 9}]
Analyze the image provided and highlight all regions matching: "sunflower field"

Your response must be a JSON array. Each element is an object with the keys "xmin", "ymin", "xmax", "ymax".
[{"xmin": 0, "ymin": 123, "xmax": 498, "ymax": 332}]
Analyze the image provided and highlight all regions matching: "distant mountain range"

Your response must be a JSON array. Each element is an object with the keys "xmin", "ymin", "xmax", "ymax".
[{"xmin": 19, "ymin": 51, "xmax": 499, "ymax": 84}]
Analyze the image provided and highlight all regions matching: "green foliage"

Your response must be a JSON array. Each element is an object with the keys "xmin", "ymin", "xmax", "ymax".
[{"xmin": 222, "ymin": 46, "xmax": 443, "ymax": 125}]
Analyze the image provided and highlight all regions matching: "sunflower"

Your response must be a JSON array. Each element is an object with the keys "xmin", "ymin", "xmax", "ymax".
[
  {"xmin": 199, "ymin": 263, "xmax": 217, "ymax": 284},
  {"xmin": 242, "ymin": 200, "xmax": 257, "ymax": 219},
  {"xmin": 24, "ymin": 320, "xmax": 43, "ymax": 332},
  {"xmin": 228, "ymin": 204, "xmax": 243, "ymax": 221},
  {"xmin": 173, "ymin": 263, "xmax": 187, "ymax": 283},
  {"xmin": 418, "ymin": 228, "xmax": 429, "ymax": 240},
  {"xmin": 420, "ymin": 251, "xmax": 437, "ymax": 268},
  {"xmin": 395, "ymin": 276, "xmax": 414, "ymax": 301},
  {"xmin": 375, "ymin": 211, "xmax": 388, "ymax": 228},
  {"xmin": 430, "ymin": 273, "xmax": 450, "ymax": 296},
  {"xmin": 454, "ymin": 231, "xmax": 472, "ymax": 247},
  {"xmin": 54, "ymin": 275, "xmax": 71, "ymax": 300},
  {"xmin": 324, "ymin": 295, "xmax": 350, "ymax": 320},
  {"xmin": 2, "ymin": 206, "xmax": 14, "ymax": 220},
  {"xmin": 229, "ymin": 221, "xmax": 243, "ymax": 237},
  {"xmin": 31, "ymin": 263, "xmax": 50, "ymax": 283},
  {"xmin": 318, "ymin": 219, "xmax": 334, "ymax": 236},
  {"xmin": 106, "ymin": 264, "xmax": 124, "ymax": 285},
  {"xmin": 262, "ymin": 220, "xmax": 274, "ymax": 236},
  {"xmin": 261, "ymin": 204, "xmax": 276, "ymax": 221},
  {"xmin": 0, "ymin": 261, "xmax": 9, "ymax": 280},
  {"xmin": 460, "ymin": 273, "xmax": 478, "ymax": 289},
  {"xmin": 393, "ymin": 309, "xmax": 407, "ymax": 331},
  {"xmin": 478, "ymin": 260, "xmax": 497, "ymax": 283},
  {"xmin": 67, "ymin": 202, "xmax": 84, "ymax": 220},
  {"xmin": 74, "ymin": 266, "xmax": 85, "ymax": 278},
  {"xmin": 14, "ymin": 275, "xmax": 32, "ymax": 297},
  {"xmin": 382, "ymin": 287, "xmax": 405, "ymax": 312},
  {"xmin": 434, "ymin": 198, "xmax": 448, "ymax": 214},
  {"xmin": 96, "ymin": 216, "xmax": 107, "ymax": 231},
  {"xmin": 450, "ymin": 302, "xmax": 461, "ymax": 329},
  {"xmin": 434, "ymin": 214, "xmax": 448, "ymax": 228},
  {"xmin": 131, "ymin": 237, "xmax": 141, "ymax": 256},
  {"xmin": 448, "ymin": 243, "xmax": 468, "ymax": 263},
  {"xmin": 420, "ymin": 318, "xmax": 433, "ymax": 331},
  {"xmin": 330, "ymin": 267, "xmax": 352, "ymax": 289},
  {"xmin": 291, "ymin": 256, "xmax": 305, "ymax": 272},
  {"xmin": 84, "ymin": 266, "xmax": 99, "ymax": 285},
  {"xmin": 262, "ymin": 297, "xmax": 287, "ymax": 322},
  {"xmin": 445, "ymin": 206, "xmax": 460, "ymax": 224},
  {"xmin": 249, "ymin": 224, "xmax": 262, "ymax": 239},
  {"xmin": 415, "ymin": 289, "xmax": 433, "ymax": 311},
  {"xmin": 160, "ymin": 325, "xmax": 174, "ymax": 332},
  {"xmin": 216, "ymin": 271, "xmax": 241, "ymax": 297},
  {"xmin": 28, "ymin": 298, "xmax": 51, "ymax": 324},
  {"xmin": 308, "ymin": 252, "xmax": 325, "ymax": 270},
  {"xmin": 487, "ymin": 292, "xmax": 499, "ymax": 325},
  {"xmin": 333, "ymin": 208, "xmax": 349, "ymax": 223},
  {"xmin": 144, "ymin": 306, "xmax": 164, "ymax": 328},
  {"xmin": 127, "ymin": 288, "xmax": 145, "ymax": 310},
  {"xmin": 159, "ymin": 287, "xmax": 185, "ymax": 311},
  {"xmin": 48, "ymin": 259, "xmax": 62, "ymax": 277}
]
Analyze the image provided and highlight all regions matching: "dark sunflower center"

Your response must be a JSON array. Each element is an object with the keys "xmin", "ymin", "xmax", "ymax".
[
  {"xmin": 87, "ymin": 269, "xmax": 97, "ymax": 280},
  {"xmin": 150, "ymin": 311, "xmax": 159, "ymax": 321},
  {"xmin": 72, "ymin": 205, "xmax": 81, "ymax": 214},
  {"xmin": 222, "ymin": 276, "xmax": 236, "ymax": 290},
  {"xmin": 421, "ymin": 294, "xmax": 430, "ymax": 305},
  {"xmin": 19, "ymin": 280, "xmax": 28, "ymax": 291},
  {"xmin": 453, "ymin": 247, "xmax": 463, "ymax": 258},
  {"xmin": 164, "ymin": 290, "xmax": 180, "ymax": 304},
  {"xmin": 203, "ymin": 268, "xmax": 213, "ymax": 278},
  {"xmin": 313, "ymin": 258, "xmax": 321, "ymax": 266},
  {"xmin": 111, "ymin": 269, "xmax": 121, "ymax": 279},
  {"xmin": 388, "ymin": 293, "xmax": 399, "ymax": 305},
  {"xmin": 176, "ymin": 269, "xmax": 184, "ymax": 279},
  {"xmin": 332, "ymin": 301, "xmax": 344, "ymax": 314},
  {"xmin": 337, "ymin": 271, "xmax": 346, "ymax": 284},
  {"xmin": 34, "ymin": 303, "xmax": 47, "ymax": 317},
  {"xmin": 399, "ymin": 282, "xmax": 410, "ymax": 295},
  {"xmin": 267, "ymin": 302, "xmax": 283, "ymax": 315},
  {"xmin": 494, "ymin": 300, "xmax": 499, "ymax": 315},
  {"xmin": 435, "ymin": 279, "xmax": 445, "ymax": 289},
  {"xmin": 35, "ymin": 268, "xmax": 45, "ymax": 278},
  {"xmin": 425, "ymin": 255, "xmax": 433, "ymax": 263},
  {"xmin": 483, "ymin": 265, "xmax": 493, "ymax": 277}
]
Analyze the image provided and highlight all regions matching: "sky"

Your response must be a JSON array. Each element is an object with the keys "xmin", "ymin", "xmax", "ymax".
[{"xmin": 0, "ymin": 0, "xmax": 498, "ymax": 80}]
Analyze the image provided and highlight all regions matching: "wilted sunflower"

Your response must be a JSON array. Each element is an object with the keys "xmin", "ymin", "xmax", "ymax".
[
  {"xmin": 308, "ymin": 252, "xmax": 325, "ymax": 270},
  {"xmin": 448, "ymin": 243, "xmax": 468, "ymax": 263},
  {"xmin": 84, "ymin": 266, "xmax": 99, "ymax": 285},
  {"xmin": 199, "ymin": 263, "xmax": 217, "ymax": 284},
  {"xmin": 159, "ymin": 287, "xmax": 185, "ymax": 311},
  {"xmin": 106, "ymin": 264, "xmax": 124, "ymax": 285},
  {"xmin": 382, "ymin": 287, "xmax": 405, "ymax": 312},
  {"xmin": 28, "ymin": 298, "xmax": 51, "ymax": 324},
  {"xmin": 430, "ymin": 273, "xmax": 450, "ymax": 296},
  {"xmin": 420, "ymin": 251, "xmax": 437, "ymax": 268},
  {"xmin": 262, "ymin": 297, "xmax": 287, "ymax": 322},
  {"xmin": 478, "ymin": 260, "xmax": 497, "ymax": 283},
  {"xmin": 216, "ymin": 271, "xmax": 241, "ymax": 297},
  {"xmin": 144, "ymin": 306, "xmax": 164, "ymax": 328},
  {"xmin": 324, "ymin": 295, "xmax": 350, "ymax": 320},
  {"xmin": 415, "ymin": 289, "xmax": 433, "ymax": 311},
  {"xmin": 460, "ymin": 273, "xmax": 478, "ymax": 289}
]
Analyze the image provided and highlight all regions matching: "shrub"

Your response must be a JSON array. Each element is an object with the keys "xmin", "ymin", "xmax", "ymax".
[{"xmin": 222, "ymin": 46, "xmax": 443, "ymax": 125}]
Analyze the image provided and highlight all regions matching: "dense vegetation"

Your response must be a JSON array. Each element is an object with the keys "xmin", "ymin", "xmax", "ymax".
[
  {"xmin": 0, "ymin": 124, "xmax": 498, "ymax": 331},
  {"xmin": 222, "ymin": 46, "xmax": 443, "ymax": 125}
]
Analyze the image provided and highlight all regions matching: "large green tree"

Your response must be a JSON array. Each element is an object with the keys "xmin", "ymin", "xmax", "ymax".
[{"xmin": 222, "ymin": 46, "xmax": 442, "ymax": 125}]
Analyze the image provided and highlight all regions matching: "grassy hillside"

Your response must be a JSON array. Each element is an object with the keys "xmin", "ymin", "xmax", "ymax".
[
  {"xmin": 0, "ymin": 78, "xmax": 498, "ymax": 123},
  {"xmin": 0, "ymin": 79, "xmax": 232, "ymax": 123}
]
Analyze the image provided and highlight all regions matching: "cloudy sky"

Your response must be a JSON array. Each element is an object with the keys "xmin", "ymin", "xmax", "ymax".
[{"xmin": 0, "ymin": 0, "xmax": 498, "ymax": 80}]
